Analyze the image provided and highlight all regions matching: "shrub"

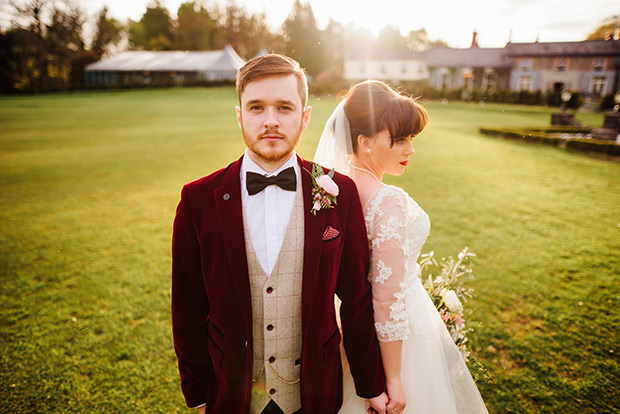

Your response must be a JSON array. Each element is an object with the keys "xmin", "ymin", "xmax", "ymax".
[
  {"xmin": 567, "ymin": 92, "xmax": 584, "ymax": 110},
  {"xmin": 599, "ymin": 93, "xmax": 616, "ymax": 111},
  {"xmin": 546, "ymin": 90, "xmax": 583, "ymax": 109},
  {"xmin": 565, "ymin": 138, "xmax": 620, "ymax": 156}
]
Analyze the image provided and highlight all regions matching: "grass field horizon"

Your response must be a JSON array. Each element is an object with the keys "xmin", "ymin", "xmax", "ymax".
[{"xmin": 1, "ymin": 87, "xmax": 619, "ymax": 413}]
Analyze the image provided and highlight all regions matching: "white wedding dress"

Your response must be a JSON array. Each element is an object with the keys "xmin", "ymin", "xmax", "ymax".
[{"xmin": 337, "ymin": 184, "xmax": 488, "ymax": 414}]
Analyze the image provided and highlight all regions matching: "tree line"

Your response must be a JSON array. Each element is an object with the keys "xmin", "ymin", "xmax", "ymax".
[
  {"xmin": 1, "ymin": 0, "xmax": 614, "ymax": 94},
  {"xmin": 0, "ymin": 0, "xmax": 447, "ymax": 93}
]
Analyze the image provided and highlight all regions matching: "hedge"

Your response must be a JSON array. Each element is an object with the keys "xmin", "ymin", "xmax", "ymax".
[
  {"xmin": 479, "ymin": 126, "xmax": 620, "ymax": 156},
  {"xmin": 565, "ymin": 138, "xmax": 620, "ymax": 156}
]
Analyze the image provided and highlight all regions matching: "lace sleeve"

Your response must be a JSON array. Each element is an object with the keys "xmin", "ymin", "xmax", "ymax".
[{"xmin": 366, "ymin": 188, "xmax": 410, "ymax": 342}]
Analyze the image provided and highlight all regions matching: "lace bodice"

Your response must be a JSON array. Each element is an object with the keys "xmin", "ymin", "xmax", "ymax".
[{"xmin": 364, "ymin": 185, "xmax": 430, "ymax": 342}]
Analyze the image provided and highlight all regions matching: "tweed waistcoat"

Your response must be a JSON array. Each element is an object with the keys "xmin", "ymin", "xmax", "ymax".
[{"xmin": 244, "ymin": 180, "xmax": 304, "ymax": 414}]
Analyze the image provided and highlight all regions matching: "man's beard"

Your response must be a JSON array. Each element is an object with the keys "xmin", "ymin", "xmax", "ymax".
[{"xmin": 243, "ymin": 127, "xmax": 303, "ymax": 163}]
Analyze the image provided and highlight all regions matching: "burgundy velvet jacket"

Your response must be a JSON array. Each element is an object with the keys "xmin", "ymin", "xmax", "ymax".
[{"xmin": 171, "ymin": 155, "xmax": 385, "ymax": 413}]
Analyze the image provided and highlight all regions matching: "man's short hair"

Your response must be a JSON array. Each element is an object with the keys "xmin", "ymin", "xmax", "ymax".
[{"xmin": 236, "ymin": 54, "xmax": 308, "ymax": 107}]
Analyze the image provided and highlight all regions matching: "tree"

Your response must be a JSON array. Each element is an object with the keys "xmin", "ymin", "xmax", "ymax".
[
  {"xmin": 127, "ymin": 18, "xmax": 147, "ymax": 50},
  {"xmin": 321, "ymin": 18, "xmax": 345, "ymax": 70},
  {"xmin": 136, "ymin": 0, "xmax": 174, "ymax": 50},
  {"xmin": 375, "ymin": 24, "xmax": 406, "ymax": 51},
  {"xmin": 175, "ymin": 1, "xmax": 216, "ymax": 50},
  {"xmin": 91, "ymin": 6, "xmax": 123, "ymax": 58},
  {"xmin": 211, "ymin": 1, "xmax": 275, "ymax": 59},
  {"xmin": 10, "ymin": 0, "xmax": 51, "ymax": 91},
  {"xmin": 45, "ymin": 3, "xmax": 87, "ymax": 89},
  {"xmin": 0, "ymin": 27, "xmax": 39, "ymax": 91},
  {"xmin": 587, "ymin": 15, "xmax": 620, "ymax": 41},
  {"xmin": 342, "ymin": 25, "xmax": 373, "ymax": 57},
  {"xmin": 405, "ymin": 28, "xmax": 447, "ymax": 51},
  {"xmin": 281, "ymin": 0, "xmax": 325, "ymax": 76}
]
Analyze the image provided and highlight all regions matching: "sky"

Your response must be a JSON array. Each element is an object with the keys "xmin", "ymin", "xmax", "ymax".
[{"xmin": 35, "ymin": 0, "xmax": 620, "ymax": 48}]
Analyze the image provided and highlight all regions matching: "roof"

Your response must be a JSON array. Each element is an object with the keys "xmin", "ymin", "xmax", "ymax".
[
  {"xmin": 426, "ymin": 47, "xmax": 511, "ymax": 68},
  {"xmin": 505, "ymin": 40, "xmax": 620, "ymax": 57},
  {"xmin": 345, "ymin": 50, "xmax": 427, "ymax": 60},
  {"xmin": 85, "ymin": 45, "xmax": 245, "ymax": 72}
]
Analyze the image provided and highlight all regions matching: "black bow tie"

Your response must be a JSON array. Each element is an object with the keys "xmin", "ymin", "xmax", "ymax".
[{"xmin": 246, "ymin": 167, "xmax": 297, "ymax": 195}]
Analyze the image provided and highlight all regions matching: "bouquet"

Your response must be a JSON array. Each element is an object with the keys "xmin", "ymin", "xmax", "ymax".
[{"xmin": 419, "ymin": 247, "xmax": 476, "ymax": 361}]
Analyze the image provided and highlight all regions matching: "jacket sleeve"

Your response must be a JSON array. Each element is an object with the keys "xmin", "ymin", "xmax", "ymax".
[
  {"xmin": 171, "ymin": 184, "xmax": 212, "ymax": 408},
  {"xmin": 335, "ymin": 179, "xmax": 386, "ymax": 399}
]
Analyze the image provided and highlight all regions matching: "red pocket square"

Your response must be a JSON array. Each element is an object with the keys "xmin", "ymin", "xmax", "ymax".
[{"xmin": 322, "ymin": 226, "xmax": 340, "ymax": 241}]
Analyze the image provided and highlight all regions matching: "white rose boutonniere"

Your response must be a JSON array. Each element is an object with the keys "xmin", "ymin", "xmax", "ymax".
[{"xmin": 307, "ymin": 163, "xmax": 339, "ymax": 215}]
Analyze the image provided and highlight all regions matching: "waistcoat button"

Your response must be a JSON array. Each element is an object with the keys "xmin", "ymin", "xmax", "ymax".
[
  {"xmin": 269, "ymin": 356, "xmax": 275, "ymax": 363},
  {"xmin": 269, "ymin": 388, "xmax": 276, "ymax": 395},
  {"xmin": 266, "ymin": 324, "xmax": 274, "ymax": 331},
  {"xmin": 266, "ymin": 287, "xmax": 273, "ymax": 294}
]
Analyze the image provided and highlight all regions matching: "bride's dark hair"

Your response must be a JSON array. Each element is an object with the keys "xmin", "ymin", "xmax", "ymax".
[{"xmin": 343, "ymin": 80, "xmax": 428, "ymax": 153}]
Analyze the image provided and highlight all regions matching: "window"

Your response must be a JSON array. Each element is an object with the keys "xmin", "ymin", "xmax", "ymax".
[
  {"xmin": 519, "ymin": 76, "xmax": 533, "ymax": 91},
  {"xmin": 594, "ymin": 57, "xmax": 605, "ymax": 72},
  {"xmin": 556, "ymin": 57, "xmax": 568, "ymax": 72},
  {"xmin": 520, "ymin": 58, "xmax": 532, "ymax": 71}
]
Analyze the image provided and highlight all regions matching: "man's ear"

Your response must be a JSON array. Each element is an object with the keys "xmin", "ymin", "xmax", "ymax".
[
  {"xmin": 301, "ymin": 106, "xmax": 312, "ymax": 131},
  {"xmin": 235, "ymin": 106, "xmax": 242, "ymax": 128}
]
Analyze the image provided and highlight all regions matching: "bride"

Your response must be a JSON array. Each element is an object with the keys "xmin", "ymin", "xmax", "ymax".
[{"xmin": 314, "ymin": 80, "xmax": 488, "ymax": 414}]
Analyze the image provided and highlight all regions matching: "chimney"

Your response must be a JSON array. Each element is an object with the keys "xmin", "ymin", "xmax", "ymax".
[{"xmin": 471, "ymin": 31, "xmax": 479, "ymax": 48}]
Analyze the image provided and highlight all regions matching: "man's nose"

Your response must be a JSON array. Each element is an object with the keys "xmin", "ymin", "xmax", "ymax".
[{"xmin": 263, "ymin": 107, "xmax": 280, "ymax": 128}]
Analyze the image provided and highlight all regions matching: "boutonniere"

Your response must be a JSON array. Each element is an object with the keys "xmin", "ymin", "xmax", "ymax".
[{"xmin": 306, "ymin": 163, "xmax": 339, "ymax": 215}]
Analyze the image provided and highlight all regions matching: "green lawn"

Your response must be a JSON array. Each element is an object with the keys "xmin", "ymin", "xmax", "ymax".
[{"xmin": 1, "ymin": 88, "xmax": 618, "ymax": 413}]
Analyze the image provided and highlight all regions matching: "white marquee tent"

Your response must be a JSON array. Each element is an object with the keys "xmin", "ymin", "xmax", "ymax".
[{"xmin": 85, "ymin": 45, "xmax": 245, "ymax": 87}]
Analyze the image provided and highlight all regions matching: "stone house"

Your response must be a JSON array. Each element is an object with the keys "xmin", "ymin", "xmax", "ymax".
[
  {"xmin": 505, "ymin": 40, "xmax": 620, "ymax": 97},
  {"xmin": 342, "ymin": 33, "xmax": 620, "ymax": 98}
]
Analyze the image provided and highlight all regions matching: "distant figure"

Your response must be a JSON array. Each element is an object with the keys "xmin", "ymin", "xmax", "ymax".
[
  {"xmin": 171, "ymin": 55, "xmax": 388, "ymax": 414},
  {"xmin": 314, "ymin": 80, "xmax": 488, "ymax": 414}
]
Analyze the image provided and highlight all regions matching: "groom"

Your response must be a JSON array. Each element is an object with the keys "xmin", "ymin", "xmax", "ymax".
[{"xmin": 172, "ymin": 54, "xmax": 387, "ymax": 414}]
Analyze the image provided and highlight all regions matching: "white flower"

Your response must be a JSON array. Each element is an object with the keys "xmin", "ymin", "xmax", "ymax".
[{"xmin": 441, "ymin": 289, "xmax": 463, "ymax": 312}]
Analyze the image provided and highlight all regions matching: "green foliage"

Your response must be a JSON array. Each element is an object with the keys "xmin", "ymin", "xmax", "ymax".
[
  {"xmin": 175, "ymin": 2, "xmax": 215, "ymax": 51},
  {"xmin": 586, "ymin": 15, "xmax": 619, "ymax": 41},
  {"xmin": 565, "ymin": 137, "xmax": 620, "ymax": 156},
  {"xmin": 282, "ymin": 0, "xmax": 325, "ymax": 76},
  {"xmin": 91, "ymin": 7, "xmax": 124, "ymax": 58},
  {"xmin": 139, "ymin": 4, "xmax": 174, "ymax": 50},
  {"xmin": 600, "ymin": 93, "xmax": 616, "ymax": 111},
  {"xmin": 547, "ymin": 90, "xmax": 585, "ymax": 109},
  {"xmin": 0, "ymin": 91, "xmax": 618, "ymax": 413},
  {"xmin": 479, "ymin": 125, "xmax": 620, "ymax": 156}
]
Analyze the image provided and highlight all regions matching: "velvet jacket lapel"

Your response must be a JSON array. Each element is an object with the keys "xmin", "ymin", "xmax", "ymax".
[
  {"xmin": 214, "ymin": 156, "xmax": 253, "ymax": 333},
  {"xmin": 297, "ymin": 156, "xmax": 325, "ymax": 339}
]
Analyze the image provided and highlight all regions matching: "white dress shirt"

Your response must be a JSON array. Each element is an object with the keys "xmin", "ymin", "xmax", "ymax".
[{"xmin": 240, "ymin": 150, "xmax": 299, "ymax": 277}]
